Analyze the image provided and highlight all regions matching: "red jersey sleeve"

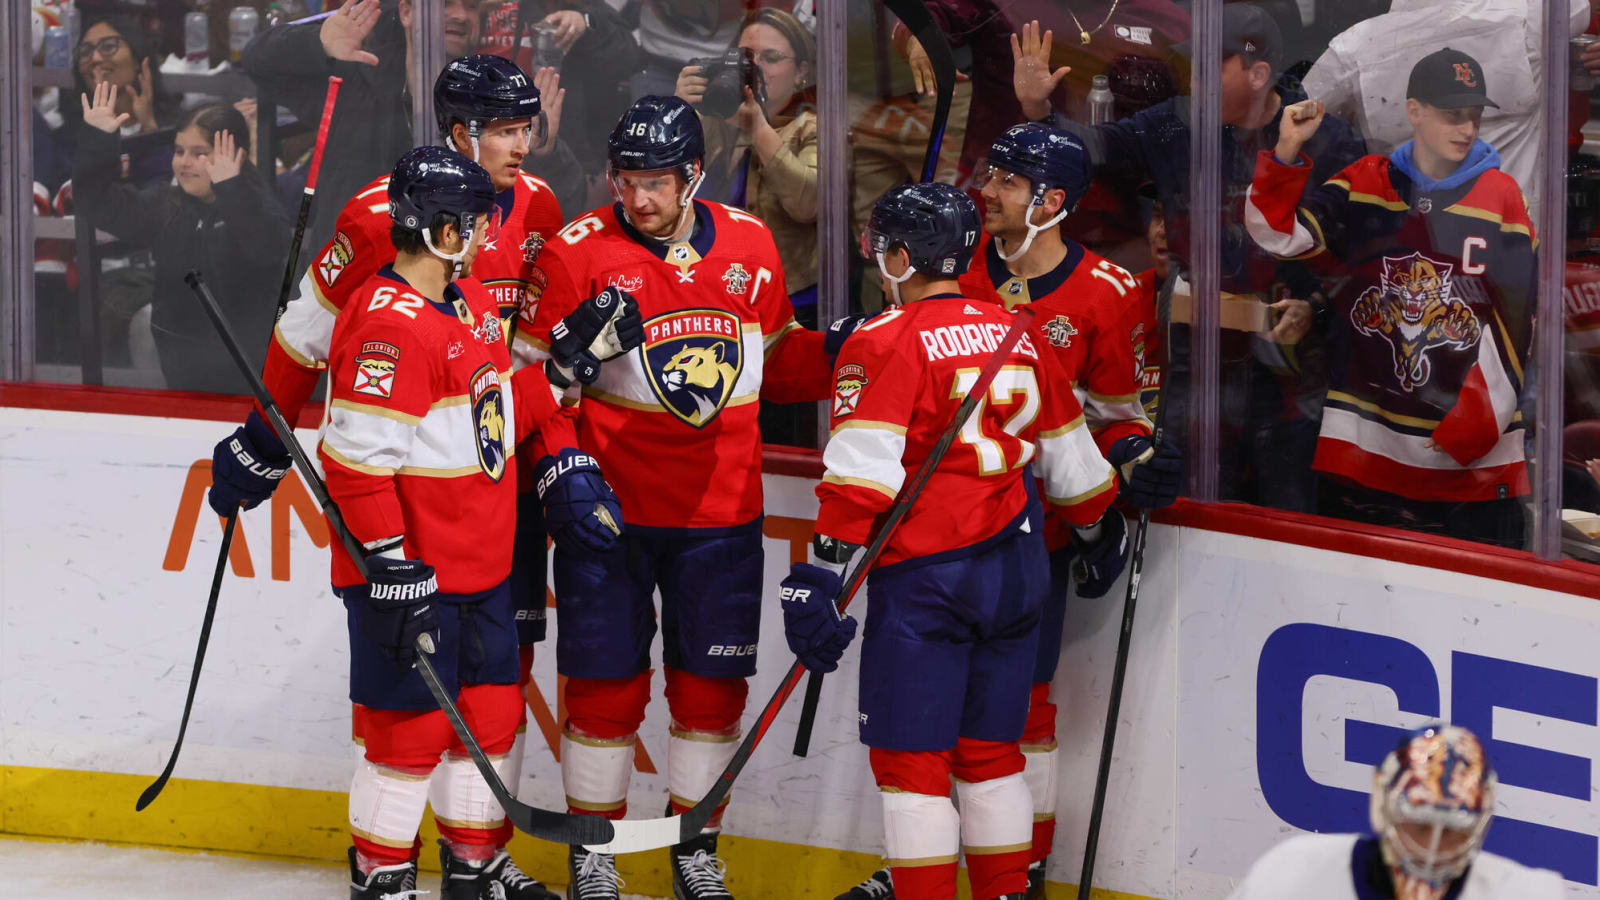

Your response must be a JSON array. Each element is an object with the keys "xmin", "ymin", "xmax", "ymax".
[
  {"xmin": 319, "ymin": 307, "xmax": 439, "ymax": 551},
  {"xmin": 1034, "ymin": 347, "xmax": 1118, "ymax": 528},
  {"xmin": 814, "ymin": 327, "xmax": 919, "ymax": 545},
  {"xmin": 1077, "ymin": 274, "xmax": 1153, "ymax": 452},
  {"xmin": 726, "ymin": 208, "xmax": 829, "ymax": 404}
]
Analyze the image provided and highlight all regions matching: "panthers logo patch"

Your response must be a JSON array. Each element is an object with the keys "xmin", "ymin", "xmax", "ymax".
[
  {"xmin": 1351, "ymin": 252, "xmax": 1481, "ymax": 391},
  {"xmin": 834, "ymin": 364, "xmax": 868, "ymax": 417},
  {"xmin": 642, "ymin": 308, "xmax": 744, "ymax": 428},
  {"xmin": 470, "ymin": 364, "xmax": 507, "ymax": 482}
]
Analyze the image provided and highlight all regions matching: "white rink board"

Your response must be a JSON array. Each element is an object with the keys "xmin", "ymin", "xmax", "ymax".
[{"xmin": 3, "ymin": 406, "xmax": 1599, "ymax": 898}]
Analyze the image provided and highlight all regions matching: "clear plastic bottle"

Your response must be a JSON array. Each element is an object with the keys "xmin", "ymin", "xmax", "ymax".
[
  {"xmin": 228, "ymin": 6, "xmax": 260, "ymax": 64},
  {"xmin": 184, "ymin": 6, "xmax": 210, "ymax": 71},
  {"xmin": 1088, "ymin": 74, "xmax": 1115, "ymax": 126}
]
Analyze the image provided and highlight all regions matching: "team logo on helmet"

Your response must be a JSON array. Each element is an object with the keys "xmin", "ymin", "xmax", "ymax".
[
  {"xmin": 470, "ymin": 363, "xmax": 507, "ymax": 482},
  {"xmin": 642, "ymin": 308, "xmax": 744, "ymax": 428},
  {"xmin": 1351, "ymin": 252, "xmax": 1481, "ymax": 391},
  {"xmin": 319, "ymin": 231, "xmax": 355, "ymax": 286},
  {"xmin": 1044, "ymin": 314, "xmax": 1079, "ymax": 348},
  {"xmin": 833, "ymin": 364, "xmax": 868, "ymax": 417},
  {"xmin": 722, "ymin": 263, "xmax": 752, "ymax": 295},
  {"xmin": 353, "ymin": 341, "xmax": 399, "ymax": 399}
]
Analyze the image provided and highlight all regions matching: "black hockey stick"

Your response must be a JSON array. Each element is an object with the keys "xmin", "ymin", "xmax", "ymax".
[
  {"xmin": 583, "ymin": 307, "xmax": 1039, "ymax": 855},
  {"xmin": 1076, "ymin": 273, "xmax": 1177, "ymax": 900},
  {"xmin": 791, "ymin": 0, "xmax": 958, "ymax": 759},
  {"xmin": 185, "ymin": 271, "xmax": 615, "ymax": 846},
  {"xmin": 135, "ymin": 510, "xmax": 237, "ymax": 811},
  {"xmin": 136, "ymin": 81, "xmax": 342, "ymax": 812}
]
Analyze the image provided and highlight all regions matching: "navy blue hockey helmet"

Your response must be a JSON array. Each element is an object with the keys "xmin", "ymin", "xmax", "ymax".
[
  {"xmin": 434, "ymin": 54, "xmax": 542, "ymax": 144},
  {"xmin": 985, "ymin": 123, "xmax": 1092, "ymax": 213},
  {"xmin": 864, "ymin": 182, "xmax": 981, "ymax": 278},
  {"xmin": 388, "ymin": 146, "xmax": 497, "ymax": 258},
  {"xmin": 607, "ymin": 95, "xmax": 705, "ymax": 182}
]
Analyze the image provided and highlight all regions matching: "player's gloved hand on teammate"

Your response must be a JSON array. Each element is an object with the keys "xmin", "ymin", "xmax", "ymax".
[
  {"xmin": 780, "ymin": 563, "xmax": 858, "ymax": 674},
  {"xmin": 1107, "ymin": 434, "xmax": 1184, "ymax": 508},
  {"xmin": 353, "ymin": 552, "xmax": 441, "ymax": 667},
  {"xmin": 535, "ymin": 448, "xmax": 625, "ymax": 553},
  {"xmin": 824, "ymin": 314, "xmax": 869, "ymax": 360},
  {"xmin": 207, "ymin": 410, "xmax": 291, "ymax": 516},
  {"xmin": 1071, "ymin": 510, "xmax": 1130, "ymax": 599},
  {"xmin": 546, "ymin": 287, "xmax": 644, "ymax": 387}
]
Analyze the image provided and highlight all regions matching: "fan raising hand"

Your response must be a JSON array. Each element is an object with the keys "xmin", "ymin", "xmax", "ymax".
[
  {"xmin": 205, "ymin": 129, "xmax": 246, "ymax": 184},
  {"xmin": 81, "ymin": 80, "xmax": 131, "ymax": 134}
]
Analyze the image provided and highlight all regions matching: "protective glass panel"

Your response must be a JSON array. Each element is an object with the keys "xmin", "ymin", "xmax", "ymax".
[{"xmin": 1563, "ymin": 8, "xmax": 1600, "ymax": 561}]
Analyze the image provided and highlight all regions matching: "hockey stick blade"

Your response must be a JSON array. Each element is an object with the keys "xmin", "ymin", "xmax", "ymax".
[
  {"xmin": 186, "ymin": 271, "xmax": 614, "ymax": 846},
  {"xmin": 587, "ymin": 308, "xmax": 1039, "ymax": 855},
  {"xmin": 136, "ymin": 509, "xmax": 238, "ymax": 811}
]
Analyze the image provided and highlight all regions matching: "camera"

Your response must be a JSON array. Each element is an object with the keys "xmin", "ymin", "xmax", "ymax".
[{"xmin": 688, "ymin": 47, "xmax": 767, "ymax": 119}]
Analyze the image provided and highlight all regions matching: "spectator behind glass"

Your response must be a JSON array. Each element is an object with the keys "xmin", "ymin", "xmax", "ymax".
[
  {"xmin": 1014, "ymin": 5, "xmax": 1368, "ymax": 513},
  {"xmin": 477, "ymin": 0, "xmax": 641, "ymax": 178},
  {"xmin": 59, "ymin": 16, "xmax": 180, "ymax": 187},
  {"xmin": 1245, "ymin": 48, "xmax": 1536, "ymax": 548},
  {"xmin": 678, "ymin": 9, "xmax": 821, "ymax": 312},
  {"xmin": 1301, "ymin": 0, "xmax": 1591, "ymax": 224},
  {"xmin": 73, "ymin": 88, "xmax": 291, "ymax": 394},
  {"xmin": 631, "ymin": 0, "xmax": 747, "ymax": 99}
]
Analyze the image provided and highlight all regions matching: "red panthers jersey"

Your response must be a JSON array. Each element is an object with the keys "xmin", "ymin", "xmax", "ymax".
[
  {"xmin": 528, "ymin": 200, "xmax": 830, "ymax": 530},
  {"xmin": 1566, "ymin": 256, "xmax": 1600, "ymax": 421},
  {"xmin": 960, "ymin": 233, "xmax": 1152, "ymax": 453},
  {"xmin": 1128, "ymin": 269, "xmax": 1164, "ymax": 423},
  {"xmin": 319, "ymin": 267, "xmax": 560, "ymax": 591},
  {"xmin": 816, "ymin": 294, "xmax": 1116, "ymax": 567},
  {"xmin": 265, "ymin": 170, "xmax": 563, "ymax": 426}
]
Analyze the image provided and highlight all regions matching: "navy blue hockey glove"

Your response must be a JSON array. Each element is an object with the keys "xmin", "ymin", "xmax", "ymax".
[
  {"xmin": 546, "ymin": 287, "xmax": 643, "ymax": 387},
  {"xmin": 208, "ymin": 410, "xmax": 291, "ymax": 516},
  {"xmin": 1071, "ymin": 511, "xmax": 1130, "ymax": 599},
  {"xmin": 824, "ymin": 314, "xmax": 869, "ymax": 360},
  {"xmin": 535, "ymin": 448, "xmax": 624, "ymax": 553},
  {"xmin": 780, "ymin": 563, "xmax": 858, "ymax": 674},
  {"xmin": 351, "ymin": 554, "xmax": 440, "ymax": 667},
  {"xmin": 1107, "ymin": 434, "xmax": 1184, "ymax": 508}
]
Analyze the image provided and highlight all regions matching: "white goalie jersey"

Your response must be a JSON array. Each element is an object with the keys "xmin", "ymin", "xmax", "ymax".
[{"xmin": 1228, "ymin": 834, "xmax": 1565, "ymax": 900}]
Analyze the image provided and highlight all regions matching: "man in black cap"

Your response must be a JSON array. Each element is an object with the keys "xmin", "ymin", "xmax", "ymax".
[{"xmin": 1244, "ymin": 47, "xmax": 1536, "ymax": 548}]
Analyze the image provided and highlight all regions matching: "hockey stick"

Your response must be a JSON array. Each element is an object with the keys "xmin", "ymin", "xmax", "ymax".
[
  {"xmin": 583, "ymin": 307, "xmax": 1039, "ymax": 855},
  {"xmin": 275, "ymin": 76, "xmax": 343, "ymax": 324},
  {"xmin": 135, "ymin": 510, "xmax": 237, "ymax": 811},
  {"xmin": 791, "ymin": 0, "xmax": 958, "ymax": 758},
  {"xmin": 185, "ymin": 271, "xmax": 616, "ymax": 846},
  {"xmin": 1075, "ymin": 273, "xmax": 1177, "ymax": 900},
  {"xmin": 136, "ymin": 80, "xmax": 342, "ymax": 812}
]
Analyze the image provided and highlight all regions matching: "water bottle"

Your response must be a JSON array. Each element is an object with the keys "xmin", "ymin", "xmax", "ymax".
[
  {"xmin": 228, "ymin": 6, "xmax": 260, "ymax": 63},
  {"xmin": 44, "ymin": 25, "xmax": 71, "ymax": 69},
  {"xmin": 184, "ymin": 7, "xmax": 210, "ymax": 71},
  {"xmin": 1088, "ymin": 74, "xmax": 1114, "ymax": 126}
]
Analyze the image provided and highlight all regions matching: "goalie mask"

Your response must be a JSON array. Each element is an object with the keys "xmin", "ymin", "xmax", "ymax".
[{"xmin": 1369, "ymin": 724, "xmax": 1496, "ymax": 890}]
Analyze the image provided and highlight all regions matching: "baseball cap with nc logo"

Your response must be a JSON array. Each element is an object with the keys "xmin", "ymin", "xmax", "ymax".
[{"xmin": 1407, "ymin": 47, "xmax": 1500, "ymax": 110}]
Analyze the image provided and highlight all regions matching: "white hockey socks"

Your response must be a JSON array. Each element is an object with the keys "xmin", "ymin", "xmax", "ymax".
[
  {"xmin": 668, "ymin": 725, "xmax": 740, "ymax": 830},
  {"xmin": 431, "ymin": 747, "xmax": 515, "ymax": 857},
  {"xmin": 880, "ymin": 790, "xmax": 960, "ymax": 897},
  {"xmin": 956, "ymin": 773, "xmax": 1034, "ymax": 898},
  {"xmin": 349, "ymin": 758, "xmax": 431, "ymax": 866},
  {"xmin": 561, "ymin": 727, "xmax": 636, "ymax": 818}
]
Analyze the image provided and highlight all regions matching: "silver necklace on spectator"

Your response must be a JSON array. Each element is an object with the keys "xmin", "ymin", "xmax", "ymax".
[{"xmin": 1067, "ymin": 0, "xmax": 1121, "ymax": 44}]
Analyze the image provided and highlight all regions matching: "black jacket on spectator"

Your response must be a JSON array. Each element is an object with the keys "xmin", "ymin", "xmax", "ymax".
[
  {"xmin": 240, "ymin": 16, "xmax": 414, "ymax": 261},
  {"xmin": 74, "ymin": 127, "xmax": 291, "ymax": 394}
]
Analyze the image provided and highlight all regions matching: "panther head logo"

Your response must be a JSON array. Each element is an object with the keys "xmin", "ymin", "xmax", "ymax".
[
  {"xmin": 642, "ymin": 309, "xmax": 745, "ymax": 428},
  {"xmin": 1351, "ymin": 252, "xmax": 1482, "ymax": 391},
  {"xmin": 470, "ymin": 364, "xmax": 507, "ymax": 482}
]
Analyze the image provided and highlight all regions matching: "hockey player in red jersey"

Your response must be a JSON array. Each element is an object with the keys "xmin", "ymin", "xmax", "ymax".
[
  {"xmin": 1244, "ymin": 48, "xmax": 1536, "ymax": 548},
  {"xmin": 787, "ymin": 183, "xmax": 1122, "ymax": 900},
  {"xmin": 521, "ymin": 95, "xmax": 837, "ymax": 900},
  {"xmin": 949, "ymin": 122, "xmax": 1179, "ymax": 898},
  {"xmin": 325, "ymin": 148, "xmax": 636, "ymax": 900}
]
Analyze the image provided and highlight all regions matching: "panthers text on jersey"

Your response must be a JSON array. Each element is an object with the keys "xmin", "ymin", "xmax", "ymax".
[
  {"xmin": 959, "ymin": 233, "xmax": 1152, "ymax": 453},
  {"xmin": 1246, "ymin": 149, "xmax": 1536, "ymax": 502},
  {"xmin": 318, "ymin": 266, "xmax": 560, "ymax": 592},
  {"xmin": 1228, "ymin": 834, "xmax": 1565, "ymax": 900},
  {"xmin": 265, "ymin": 170, "xmax": 563, "ymax": 427},
  {"xmin": 816, "ymin": 294, "xmax": 1117, "ymax": 568},
  {"xmin": 526, "ymin": 200, "xmax": 830, "ymax": 530}
]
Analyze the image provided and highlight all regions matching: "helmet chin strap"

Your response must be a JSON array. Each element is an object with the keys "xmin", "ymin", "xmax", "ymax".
[
  {"xmin": 423, "ymin": 224, "xmax": 473, "ymax": 267},
  {"xmin": 997, "ymin": 198, "xmax": 1071, "ymax": 262},
  {"xmin": 876, "ymin": 253, "xmax": 915, "ymax": 307}
]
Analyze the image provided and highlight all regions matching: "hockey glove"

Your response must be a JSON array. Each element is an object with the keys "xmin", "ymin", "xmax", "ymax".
[
  {"xmin": 208, "ymin": 410, "xmax": 291, "ymax": 516},
  {"xmin": 353, "ymin": 553, "xmax": 440, "ymax": 667},
  {"xmin": 824, "ymin": 314, "xmax": 869, "ymax": 360},
  {"xmin": 1107, "ymin": 434, "xmax": 1184, "ymax": 509},
  {"xmin": 1071, "ymin": 510, "xmax": 1130, "ymax": 599},
  {"xmin": 546, "ymin": 287, "xmax": 644, "ymax": 387},
  {"xmin": 780, "ymin": 563, "xmax": 858, "ymax": 674},
  {"xmin": 534, "ymin": 448, "xmax": 625, "ymax": 553}
]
